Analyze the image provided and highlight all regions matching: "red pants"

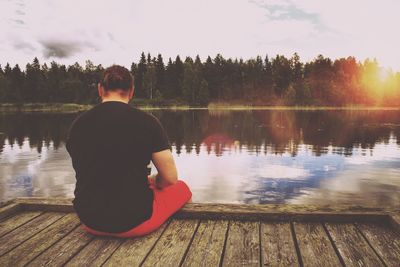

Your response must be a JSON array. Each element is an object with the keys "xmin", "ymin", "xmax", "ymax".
[{"xmin": 82, "ymin": 180, "xmax": 192, "ymax": 237}]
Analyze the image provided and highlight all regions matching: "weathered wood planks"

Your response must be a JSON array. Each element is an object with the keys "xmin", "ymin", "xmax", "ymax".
[
  {"xmin": 294, "ymin": 222, "xmax": 342, "ymax": 267},
  {"xmin": 0, "ymin": 203, "xmax": 22, "ymax": 220},
  {"xmin": 103, "ymin": 222, "xmax": 169, "ymax": 266},
  {"xmin": 16, "ymin": 197, "xmax": 399, "ymax": 223},
  {"xmin": 222, "ymin": 221, "xmax": 260, "ymax": 267},
  {"xmin": 0, "ymin": 211, "xmax": 42, "ymax": 238},
  {"xmin": 0, "ymin": 212, "xmax": 64, "ymax": 256},
  {"xmin": 389, "ymin": 213, "xmax": 400, "ymax": 232},
  {"xmin": 16, "ymin": 197, "xmax": 74, "ymax": 213},
  {"xmin": 356, "ymin": 222, "xmax": 400, "ymax": 267},
  {"xmin": 261, "ymin": 222, "xmax": 299, "ymax": 266},
  {"xmin": 325, "ymin": 223, "xmax": 385, "ymax": 266},
  {"xmin": 27, "ymin": 225, "xmax": 93, "ymax": 266},
  {"xmin": 142, "ymin": 219, "xmax": 199, "ymax": 267},
  {"xmin": 0, "ymin": 213, "xmax": 80, "ymax": 267},
  {"xmin": 64, "ymin": 236, "xmax": 124, "ymax": 267},
  {"xmin": 0, "ymin": 199, "xmax": 399, "ymax": 267},
  {"xmin": 182, "ymin": 220, "xmax": 228, "ymax": 267}
]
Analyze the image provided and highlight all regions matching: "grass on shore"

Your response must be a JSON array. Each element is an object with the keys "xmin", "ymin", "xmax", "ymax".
[
  {"xmin": 0, "ymin": 103, "xmax": 93, "ymax": 113},
  {"xmin": 0, "ymin": 102, "xmax": 399, "ymax": 113},
  {"xmin": 206, "ymin": 103, "xmax": 400, "ymax": 111}
]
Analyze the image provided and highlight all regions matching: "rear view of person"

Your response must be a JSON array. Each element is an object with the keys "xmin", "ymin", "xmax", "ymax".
[{"xmin": 66, "ymin": 65, "xmax": 192, "ymax": 237}]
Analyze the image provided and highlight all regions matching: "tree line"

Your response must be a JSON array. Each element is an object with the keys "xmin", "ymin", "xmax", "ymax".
[{"xmin": 1, "ymin": 53, "xmax": 399, "ymax": 106}]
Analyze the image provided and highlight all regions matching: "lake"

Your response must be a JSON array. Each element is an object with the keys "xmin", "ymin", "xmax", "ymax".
[{"xmin": 1, "ymin": 109, "xmax": 399, "ymax": 207}]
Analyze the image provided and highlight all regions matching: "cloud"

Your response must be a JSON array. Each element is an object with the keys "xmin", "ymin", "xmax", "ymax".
[
  {"xmin": 15, "ymin": 10, "xmax": 25, "ymax": 15},
  {"xmin": 250, "ymin": 0, "xmax": 329, "ymax": 33},
  {"xmin": 252, "ymin": 0, "xmax": 314, "ymax": 20},
  {"xmin": 40, "ymin": 41, "xmax": 81, "ymax": 59},
  {"xmin": 12, "ymin": 40, "xmax": 36, "ymax": 52},
  {"xmin": 12, "ymin": 19, "xmax": 25, "ymax": 25},
  {"xmin": 288, "ymin": 167, "xmax": 400, "ymax": 207},
  {"xmin": 39, "ymin": 39, "xmax": 98, "ymax": 59}
]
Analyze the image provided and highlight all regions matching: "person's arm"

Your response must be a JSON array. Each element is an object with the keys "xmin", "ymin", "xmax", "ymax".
[{"xmin": 151, "ymin": 149, "xmax": 178, "ymax": 189}]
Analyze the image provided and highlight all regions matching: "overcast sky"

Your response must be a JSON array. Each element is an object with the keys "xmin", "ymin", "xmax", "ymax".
[{"xmin": 1, "ymin": 0, "xmax": 399, "ymax": 71}]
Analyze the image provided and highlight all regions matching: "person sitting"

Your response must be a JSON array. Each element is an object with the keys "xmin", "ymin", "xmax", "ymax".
[{"xmin": 66, "ymin": 65, "xmax": 192, "ymax": 237}]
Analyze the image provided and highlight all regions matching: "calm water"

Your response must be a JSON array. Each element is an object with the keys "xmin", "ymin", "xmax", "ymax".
[{"xmin": 1, "ymin": 109, "xmax": 399, "ymax": 207}]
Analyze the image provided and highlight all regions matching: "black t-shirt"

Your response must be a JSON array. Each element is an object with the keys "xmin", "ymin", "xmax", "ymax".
[{"xmin": 66, "ymin": 101, "xmax": 170, "ymax": 233}]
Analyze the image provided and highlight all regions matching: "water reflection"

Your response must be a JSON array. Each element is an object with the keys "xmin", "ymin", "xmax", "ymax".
[{"xmin": 1, "ymin": 110, "xmax": 399, "ymax": 207}]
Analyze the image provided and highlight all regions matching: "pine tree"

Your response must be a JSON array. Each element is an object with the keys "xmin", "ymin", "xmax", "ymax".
[
  {"xmin": 135, "ymin": 52, "xmax": 147, "ymax": 98},
  {"xmin": 289, "ymin": 53, "xmax": 304, "ymax": 103},
  {"xmin": 0, "ymin": 66, "xmax": 6, "ymax": 101},
  {"xmin": 203, "ymin": 56, "xmax": 217, "ymax": 99},
  {"xmin": 197, "ymin": 79, "xmax": 209, "ymax": 105},
  {"xmin": 0, "ymin": 63, "xmax": 12, "ymax": 102},
  {"xmin": 174, "ymin": 55, "xmax": 184, "ymax": 97},
  {"xmin": 155, "ymin": 54, "xmax": 165, "ymax": 96},
  {"xmin": 182, "ymin": 61, "xmax": 194, "ymax": 103},
  {"xmin": 164, "ymin": 58, "xmax": 174, "ymax": 98},
  {"xmin": 9, "ymin": 64, "xmax": 24, "ymax": 103},
  {"xmin": 144, "ymin": 57, "xmax": 156, "ymax": 99},
  {"xmin": 130, "ymin": 62, "xmax": 137, "ymax": 76},
  {"xmin": 24, "ymin": 57, "xmax": 45, "ymax": 102},
  {"xmin": 263, "ymin": 55, "xmax": 274, "ymax": 96},
  {"xmin": 272, "ymin": 55, "xmax": 292, "ymax": 97}
]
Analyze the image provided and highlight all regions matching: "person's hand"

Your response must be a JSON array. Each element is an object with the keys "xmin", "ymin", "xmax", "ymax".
[
  {"xmin": 148, "ymin": 173, "xmax": 157, "ymax": 185},
  {"xmin": 147, "ymin": 173, "xmax": 164, "ymax": 189}
]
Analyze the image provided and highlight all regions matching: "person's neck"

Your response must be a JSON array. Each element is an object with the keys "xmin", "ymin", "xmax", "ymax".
[{"xmin": 101, "ymin": 95, "xmax": 130, "ymax": 104}]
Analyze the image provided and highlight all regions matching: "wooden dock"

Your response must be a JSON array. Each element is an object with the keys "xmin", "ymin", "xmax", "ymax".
[{"xmin": 0, "ymin": 198, "xmax": 399, "ymax": 266}]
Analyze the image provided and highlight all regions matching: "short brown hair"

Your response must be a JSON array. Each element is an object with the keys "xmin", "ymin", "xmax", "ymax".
[{"xmin": 100, "ymin": 65, "xmax": 133, "ymax": 91}]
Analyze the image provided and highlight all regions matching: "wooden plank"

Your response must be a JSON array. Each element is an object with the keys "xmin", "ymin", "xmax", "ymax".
[
  {"xmin": 142, "ymin": 219, "xmax": 199, "ymax": 267},
  {"xmin": 17, "ymin": 196, "xmax": 397, "ymax": 216},
  {"xmin": 0, "ymin": 203, "xmax": 22, "ymax": 220},
  {"xmin": 15, "ymin": 198, "xmax": 399, "ymax": 222},
  {"xmin": 15, "ymin": 197, "xmax": 73, "ymax": 206},
  {"xmin": 177, "ymin": 203, "xmax": 397, "ymax": 221},
  {"xmin": 389, "ymin": 213, "xmax": 400, "ymax": 233},
  {"xmin": 177, "ymin": 208, "xmax": 389, "ymax": 223},
  {"xmin": 0, "ymin": 212, "xmax": 64, "ymax": 256},
  {"xmin": 294, "ymin": 222, "xmax": 342, "ymax": 267},
  {"xmin": 0, "ymin": 211, "xmax": 42, "ymax": 238},
  {"xmin": 0, "ymin": 213, "xmax": 80, "ymax": 267},
  {"xmin": 16, "ymin": 197, "xmax": 74, "ymax": 213},
  {"xmin": 64, "ymin": 236, "xmax": 124, "ymax": 267},
  {"xmin": 103, "ymin": 222, "xmax": 169, "ymax": 266},
  {"xmin": 325, "ymin": 223, "xmax": 385, "ymax": 266},
  {"xmin": 222, "ymin": 221, "xmax": 260, "ymax": 267},
  {"xmin": 0, "ymin": 199, "xmax": 16, "ymax": 209},
  {"xmin": 356, "ymin": 223, "xmax": 400, "ymax": 266},
  {"xmin": 182, "ymin": 220, "xmax": 228, "ymax": 267},
  {"xmin": 260, "ymin": 222, "xmax": 298, "ymax": 267},
  {"xmin": 27, "ymin": 225, "xmax": 93, "ymax": 266}
]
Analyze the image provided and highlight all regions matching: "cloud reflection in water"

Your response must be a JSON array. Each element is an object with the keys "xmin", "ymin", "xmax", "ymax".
[
  {"xmin": 0, "ymin": 110, "xmax": 399, "ymax": 208},
  {"xmin": 176, "ymin": 135, "xmax": 400, "ymax": 207}
]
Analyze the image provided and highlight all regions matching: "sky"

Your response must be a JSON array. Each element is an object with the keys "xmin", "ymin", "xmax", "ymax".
[{"xmin": 0, "ymin": 0, "xmax": 399, "ymax": 71}]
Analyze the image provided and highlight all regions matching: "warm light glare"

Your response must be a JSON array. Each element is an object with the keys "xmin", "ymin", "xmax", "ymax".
[
  {"xmin": 360, "ymin": 59, "xmax": 399, "ymax": 105},
  {"xmin": 378, "ymin": 68, "xmax": 390, "ymax": 82}
]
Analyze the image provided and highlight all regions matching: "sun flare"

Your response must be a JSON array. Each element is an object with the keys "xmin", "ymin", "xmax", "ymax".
[{"xmin": 378, "ymin": 68, "xmax": 390, "ymax": 82}]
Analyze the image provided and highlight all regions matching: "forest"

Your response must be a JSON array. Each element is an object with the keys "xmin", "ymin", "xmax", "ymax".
[{"xmin": 0, "ymin": 53, "xmax": 399, "ymax": 106}]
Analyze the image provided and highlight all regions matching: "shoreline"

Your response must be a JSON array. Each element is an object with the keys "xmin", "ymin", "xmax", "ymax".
[{"xmin": 0, "ymin": 103, "xmax": 399, "ymax": 113}]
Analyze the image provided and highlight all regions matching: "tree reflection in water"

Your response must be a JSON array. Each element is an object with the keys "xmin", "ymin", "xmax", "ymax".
[{"xmin": 0, "ymin": 110, "xmax": 399, "ymax": 207}]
